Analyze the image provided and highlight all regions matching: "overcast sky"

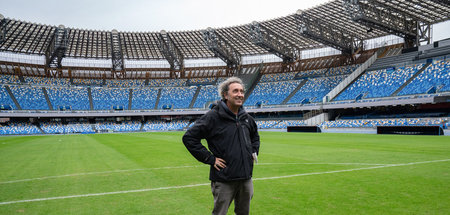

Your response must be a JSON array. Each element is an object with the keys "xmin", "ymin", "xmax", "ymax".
[{"xmin": 1, "ymin": 0, "xmax": 449, "ymax": 41}]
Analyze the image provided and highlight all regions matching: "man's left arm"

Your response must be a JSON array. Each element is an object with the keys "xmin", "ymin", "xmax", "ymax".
[{"xmin": 250, "ymin": 119, "xmax": 260, "ymax": 155}]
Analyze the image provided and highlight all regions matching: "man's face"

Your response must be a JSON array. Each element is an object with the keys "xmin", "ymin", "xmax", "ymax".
[{"xmin": 225, "ymin": 83, "xmax": 244, "ymax": 108}]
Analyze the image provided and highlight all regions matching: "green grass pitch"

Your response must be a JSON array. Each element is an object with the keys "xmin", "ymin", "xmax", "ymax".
[{"xmin": 0, "ymin": 132, "xmax": 449, "ymax": 214}]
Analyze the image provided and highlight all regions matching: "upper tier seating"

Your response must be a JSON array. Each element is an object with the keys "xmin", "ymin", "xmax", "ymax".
[
  {"xmin": 24, "ymin": 76, "xmax": 71, "ymax": 86},
  {"xmin": 105, "ymin": 79, "xmax": 146, "ymax": 88},
  {"xmin": 148, "ymin": 79, "xmax": 186, "ymax": 87},
  {"xmin": 72, "ymin": 78, "xmax": 103, "ymax": 86},
  {"xmin": 259, "ymin": 73, "xmax": 296, "ymax": 82},
  {"xmin": 0, "ymin": 74, "xmax": 21, "ymax": 84},
  {"xmin": 334, "ymin": 63, "xmax": 425, "ymax": 101},
  {"xmin": 131, "ymin": 88, "xmax": 159, "ymax": 110},
  {"xmin": 47, "ymin": 86, "xmax": 90, "ymax": 110},
  {"xmin": 245, "ymin": 80, "xmax": 303, "ymax": 106},
  {"xmin": 288, "ymin": 75, "xmax": 346, "ymax": 104},
  {"xmin": 192, "ymin": 85, "xmax": 220, "ymax": 108},
  {"xmin": 0, "ymin": 85, "xmax": 16, "ymax": 109},
  {"xmin": 158, "ymin": 87, "xmax": 197, "ymax": 109},
  {"xmin": 9, "ymin": 85, "xmax": 49, "ymax": 110},
  {"xmin": 399, "ymin": 59, "xmax": 450, "ymax": 95},
  {"xmin": 188, "ymin": 77, "xmax": 216, "ymax": 85},
  {"xmin": 91, "ymin": 87, "xmax": 130, "ymax": 110}
]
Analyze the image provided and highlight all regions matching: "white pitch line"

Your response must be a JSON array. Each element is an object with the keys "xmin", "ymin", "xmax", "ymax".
[
  {"xmin": 0, "ymin": 183, "xmax": 210, "ymax": 206},
  {"xmin": 1, "ymin": 162, "xmax": 388, "ymax": 184},
  {"xmin": 0, "ymin": 165, "xmax": 200, "ymax": 184},
  {"xmin": 254, "ymin": 159, "xmax": 450, "ymax": 181},
  {"xmin": 260, "ymin": 163, "xmax": 387, "ymax": 165},
  {"xmin": 0, "ymin": 159, "xmax": 448, "ymax": 206}
]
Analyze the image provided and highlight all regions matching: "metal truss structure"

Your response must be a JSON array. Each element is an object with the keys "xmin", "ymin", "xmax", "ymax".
[
  {"xmin": 297, "ymin": 10, "xmax": 363, "ymax": 55},
  {"xmin": 249, "ymin": 21, "xmax": 300, "ymax": 63},
  {"xmin": 157, "ymin": 30, "xmax": 184, "ymax": 71},
  {"xmin": 0, "ymin": 14, "xmax": 6, "ymax": 45},
  {"xmin": 0, "ymin": 1, "xmax": 448, "ymax": 77},
  {"xmin": 203, "ymin": 28, "xmax": 241, "ymax": 76},
  {"xmin": 110, "ymin": 30, "xmax": 124, "ymax": 74},
  {"xmin": 343, "ymin": 0, "xmax": 449, "ymax": 47},
  {"xmin": 45, "ymin": 25, "xmax": 68, "ymax": 69}
]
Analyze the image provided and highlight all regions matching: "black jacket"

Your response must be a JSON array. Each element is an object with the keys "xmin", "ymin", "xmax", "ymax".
[{"xmin": 182, "ymin": 100, "xmax": 260, "ymax": 182}]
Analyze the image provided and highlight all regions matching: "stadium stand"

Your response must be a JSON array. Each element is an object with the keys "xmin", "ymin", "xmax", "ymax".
[
  {"xmin": 288, "ymin": 75, "xmax": 347, "ymax": 104},
  {"xmin": 157, "ymin": 87, "xmax": 197, "ymax": 109},
  {"xmin": 40, "ymin": 122, "xmax": 95, "ymax": 134},
  {"xmin": 245, "ymin": 80, "xmax": 303, "ymax": 106},
  {"xmin": 0, "ymin": 122, "xmax": 41, "ymax": 135},
  {"xmin": 72, "ymin": 78, "xmax": 103, "ymax": 86},
  {"xmin": 24, "ymin": 76, "xmax": 71, "ymax": 86},
  {"xmin": 0, "ymin": 74, "xmax": 21, "ymax": 84},
  {"xmin": 131, "ymin": 87, "xmax": 159, "ymax": 110},
  {"xmin": 46, "ymin": 86, "xmax": 90, "ymax": 110},
  {"xmin": 91, "ymin": 87, "xmax": 130, "ymax": 110},
  {"xmin": 398, "ymin": 59, "xmax": 450, "ymax": 95},
  {"xmin": 142, "ymin": 119, "xmax": 189, "ymax": 131},
  {"xmin": 0, "ymin": 1, "xmax": 449, "ymax": 135},
  {"xmin": 320, "ymin": 118, "xmax": 448, "ymax": 129},
  {"xmin": 9, "ymin": 85, "xmax": 49, "ymax": 110},
  {"xmin": 0, "ymin": 85, "xmax": 16, "ymax": 109},
  {"xmin": 95, "ymin": 121, "xmax": 141, "ymax": 132},
  {"xmin": 334, "ymin": 63, "xmax": 425, "ymax": 101},
  {"xmin": 105, "ymin": 79, "xmax": 145, "ymax": 88},
  {"xmin": 192, "ymin": 85, "xmax": 220, "ymax": 108}
]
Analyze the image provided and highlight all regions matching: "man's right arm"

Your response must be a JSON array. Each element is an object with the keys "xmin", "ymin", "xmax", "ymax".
[{"xmin": 182, "ymin": 114, "xmax": 216, "ymax": 165}]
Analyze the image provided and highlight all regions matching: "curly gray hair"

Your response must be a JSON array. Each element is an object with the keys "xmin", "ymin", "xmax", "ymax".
[{"xmin": 218, "ymin": 77, "xmax": 245, "ymax": 100}]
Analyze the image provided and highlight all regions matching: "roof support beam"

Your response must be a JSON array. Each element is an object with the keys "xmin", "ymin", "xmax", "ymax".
[
  {"xmin": 110, "ymin": 29, "xmax": 124, "ymax": 72},
  {"xmin": 343, "ymin": 0, "xmax": 420, "ymax": 48},
  {"xmin": 157, "ymin": 30, "xmax": 184, "ymax": 71},
  {"xmin": 249, "ymin": 21, "xmax": 300, "ymax": 63},
  {"xmin": 429, "ymin": 0, "xmax": 450, "ymax": 7},
  {"xmin": 203, "ymin": 28, "xmax": 241, "ymax": 76},
  {"xmin": 296, "ymin": 11, "xmax": 363, "ymax": 55},
  {"xmin": 0, "ymin": 14, "xmax": 7, "ymax": 45},
  {"xmin": 45, "ymin": 25, "xmax": 68, "ymax": 68}
]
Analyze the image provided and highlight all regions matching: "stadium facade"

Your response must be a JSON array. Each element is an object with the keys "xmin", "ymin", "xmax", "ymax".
[{"xmin": 0, "ymin": 0, "xmax": 449, "ymax": 135}]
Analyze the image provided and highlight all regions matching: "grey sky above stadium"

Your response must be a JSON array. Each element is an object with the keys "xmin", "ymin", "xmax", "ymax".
[{"xmin": 1, "ymin": 0, "xmax": 449, "ymax": 41}]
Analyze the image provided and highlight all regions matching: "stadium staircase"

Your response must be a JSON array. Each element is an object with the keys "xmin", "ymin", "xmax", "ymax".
[
  {"xmin": 189, "ymin": 86, "xmax": 202, "ymax": 108},
  {"xmin": 391, "ymin": 62, "xmax": 432, "ymax": 97},
  {"xmin": 36, "ymin": 123, "xmax": 45, "ymax": 134},
  {"xmin": 139, "ymin": 121, "xmax": 145, "ymax": 131},
  {"xmin": 377, "ymin": 44, "xmax": 403, "ymax": 59},
  {"xmin": 415, "ymin": 45, "xmax": 450, "ymax": 60},
  {"xmin": 242, "ymin": 63, "xmax": 264, "ymax": 102},
  {"xmin": 368, "ymin": 50, "xmax": 418, "ymax": 71},
  {"xmin": 42, "ymin": 87, "xmax": 53, "ymax": 110},
  {"xmin": 303, "ymin": 109, "xmax": 323, "ymax": 120},
  {"xmin": 323, "ymin": 51, "xmax": 379, "ymax": 102},
  {"xmin": 87, "ymin": 87, "xmax": 94, "ymax": 110},
  {"xmin": 4, "ymin": 85, "xmax": 21, "ymax": 110},
  {"xmin": 154, "ymin": 88, "xmax": 162, "ymax": 109},
  {"xmin": 128, "ymin": 89, "xmax": 133, "ymax": 110},
  {"xmin": 303, "ymin": 110, "xmax": 328, "ymax": 126},
  {"xmin": 17, "ymin": 75, "xmax": 25, "ymax": 83},
  {"xmin": 281, "ymin": 79, "xmax": 308, "ymax": 105}
]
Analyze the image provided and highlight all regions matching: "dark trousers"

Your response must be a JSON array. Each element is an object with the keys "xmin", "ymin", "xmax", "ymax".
[{"xmin": 211, "ymin": 179, "xmax": 253, "ymax": 215}]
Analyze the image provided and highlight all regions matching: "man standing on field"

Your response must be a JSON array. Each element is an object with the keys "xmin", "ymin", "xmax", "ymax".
[{"xmin": 183, "ymin": 77, "xmax": 260, "ymax": 215}]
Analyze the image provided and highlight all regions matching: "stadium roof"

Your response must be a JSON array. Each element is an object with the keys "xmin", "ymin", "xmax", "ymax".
[{"xmin": 0, "ymin": 0, "xmax": 449, "ymax": 60}]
